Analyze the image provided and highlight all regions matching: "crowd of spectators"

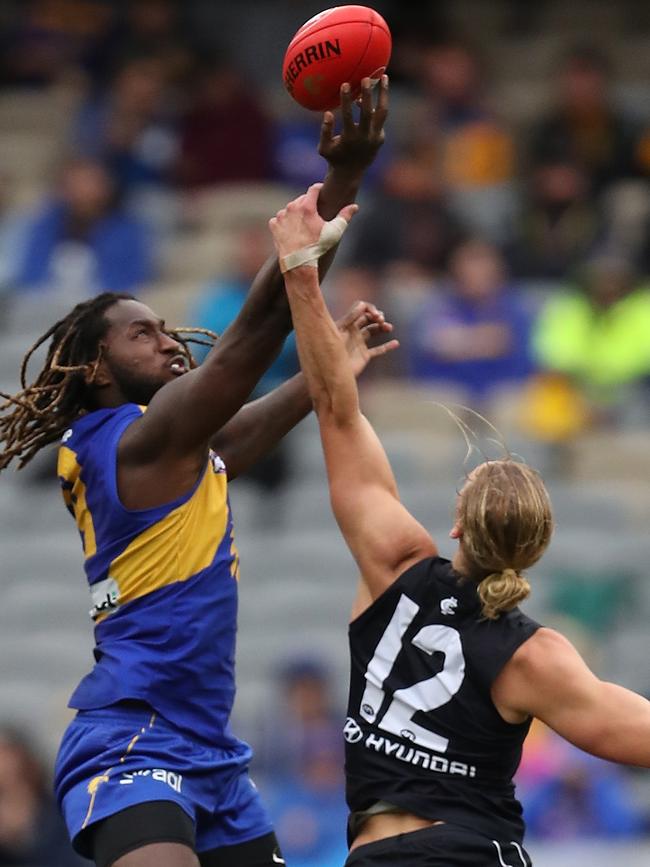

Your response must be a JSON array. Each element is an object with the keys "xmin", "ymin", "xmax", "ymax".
[
  {"xmin": 1, "ymin": 4, "xmax": 650, "ymax": 863},
  {"xmin": 1, "ymin": 0, "xmax": 649, "ymax": 450}
]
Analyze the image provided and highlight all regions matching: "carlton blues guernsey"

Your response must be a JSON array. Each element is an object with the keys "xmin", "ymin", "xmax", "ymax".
[
  {"xmin": 345, "ymin": 556, "xmax": 540, "ymax": 844},
  {"xmin": 57, "ymin": 404, "xmax": 243, "ymax": 747}
]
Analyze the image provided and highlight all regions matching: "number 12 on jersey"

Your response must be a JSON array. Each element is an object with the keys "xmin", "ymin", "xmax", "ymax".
[{"xmin": 358, "ymin": 594, "xmax": 466, "ymax": 752}]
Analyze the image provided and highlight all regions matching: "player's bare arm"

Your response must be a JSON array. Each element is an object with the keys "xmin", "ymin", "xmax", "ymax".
[
  {"xmin": 211, "ymin": 301, "xmax": 392, "ymax": 479},
  {"xmin": 117, "ymin": 79, "xmax": 389, "ymax": 508},
  {"xmin": 269, "ymin": 179, "xmax": 437, "ymax": 610},
  {"xmin": 492, "ymin": 626, "xmax": 650, "ymax": 766},
  {"xmin": 206, "ymin": 77, "xmax": 390, "ymax": 478}
]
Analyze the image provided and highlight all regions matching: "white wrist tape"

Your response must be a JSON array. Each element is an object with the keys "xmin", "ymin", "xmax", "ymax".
[{"xmin": 279, "ymin": 215, "xmax": 350, "ymax": 273}]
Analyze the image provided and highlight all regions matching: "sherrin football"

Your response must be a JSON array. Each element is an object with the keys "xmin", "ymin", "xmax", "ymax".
[{"xmin": 283, "ymin": 5, "xmax": 392, "ymax": 111}]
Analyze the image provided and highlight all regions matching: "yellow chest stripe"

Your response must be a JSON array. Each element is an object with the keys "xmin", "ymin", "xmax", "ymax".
[
  {"xmin": 108, "ymin": 470, "xmax": 230, "ymax": 606},
  {"xmin": 58, "ymin": 446, "xmax": 97, "ymax": 558}
]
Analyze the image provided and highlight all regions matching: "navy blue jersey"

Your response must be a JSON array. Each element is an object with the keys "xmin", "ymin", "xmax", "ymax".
[{"xmin": 345, "ymin": 557, "xmax": 540, "ymax": 844}]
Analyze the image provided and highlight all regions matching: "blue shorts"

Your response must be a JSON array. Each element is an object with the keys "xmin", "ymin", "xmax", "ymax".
[{"xmin": 54, "ymin": 702, "xmax": 274, "ymax": 856}]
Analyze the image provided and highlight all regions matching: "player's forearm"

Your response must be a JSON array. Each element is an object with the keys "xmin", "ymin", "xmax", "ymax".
[
  {"xmin": 284, "ymin": 267, "xmax": 360, "ymax": 424},
  {"xmin": 210, "ymin": 373, "xmax": 312, "ymax": 479},
  {"xmin": 318, "ymin": 165, "xmax": 365, "ymax": 219},
  {"xmin": 316, "ymin": 166, "xmax": 365, "ymax": 276},
  {"xmin": 233, "ymin": 166, "xmax": 366, "ymax": 335}
]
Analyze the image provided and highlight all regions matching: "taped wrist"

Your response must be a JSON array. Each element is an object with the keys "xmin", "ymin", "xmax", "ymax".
[{"xmin": 280, "ymin": 215, "xmax": 349, "ymax": 273}]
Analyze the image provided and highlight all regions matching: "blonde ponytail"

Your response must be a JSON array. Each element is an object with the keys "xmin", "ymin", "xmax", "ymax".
[{"xmin": 477, "ymin": 568, "xmax": 531, "ymax": 620}]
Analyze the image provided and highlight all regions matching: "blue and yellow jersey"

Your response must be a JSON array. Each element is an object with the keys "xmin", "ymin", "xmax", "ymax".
[{"xmin": 57, "ymin": 404, "xmax": 243, "ymax": 746}]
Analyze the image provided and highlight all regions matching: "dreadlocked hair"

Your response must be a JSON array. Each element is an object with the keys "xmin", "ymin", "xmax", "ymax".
[{"xmin": 0, "ymin": 293, "xmax": 217, "ymax": 472}]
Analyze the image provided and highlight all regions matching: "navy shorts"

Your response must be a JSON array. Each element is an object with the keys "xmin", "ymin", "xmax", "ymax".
[
  {"xmin": 54, "ymin": 702, "xmax": 274, "ymax": 858},
  {"xmin": 345, "ymin": 824, "xmax": 532, "ymax": 867}
]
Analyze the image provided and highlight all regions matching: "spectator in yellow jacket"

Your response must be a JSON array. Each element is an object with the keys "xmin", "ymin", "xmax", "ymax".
[{"xmin": 533, "ymin": 254, "xmax": 650, "ymax": 409}]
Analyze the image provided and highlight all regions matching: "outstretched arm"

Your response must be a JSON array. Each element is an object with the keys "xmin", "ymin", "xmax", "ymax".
[
  {"xmin": 269, "ymin": 177, "xmax": 438, "ymax": 609},
  {"xmin": 493, "ymin": 628, "xmax": 650, "ymax": 767},
  {"xmin": 212, "ymin": 302, "xmax": 394, "ymax": 480},
  {"xmin": 121, "ymin": 80, "xmax": 389, "ymax": 469}
]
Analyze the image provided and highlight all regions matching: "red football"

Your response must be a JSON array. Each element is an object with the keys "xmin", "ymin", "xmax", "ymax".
[{"xmin": 283, "ymin": 5, "xmax": 392, "ymax": 111}]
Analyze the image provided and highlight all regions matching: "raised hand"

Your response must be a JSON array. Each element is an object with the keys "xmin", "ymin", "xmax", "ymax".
[
  {"xmin": 336, "ymin": 301, "xmax": 399, "ymax": 378},
  {"xmin": 269, "ymin": 182, "xmax": 358, "ymax": 267},
  {"xmin": 319, "ymin": 75, "xmax": 389, "ymax": 173}
]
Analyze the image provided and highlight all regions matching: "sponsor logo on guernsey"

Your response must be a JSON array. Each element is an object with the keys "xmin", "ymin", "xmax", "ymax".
[
  {"xmin": 344, "ymin": 717, "xmax": 477, "ymax": 779},
  {"xmin": 343, "ymin": 717, "xmax": 364, "ymax": 743},
  {"xmin": 89, "ymin": 577, "xmax": 120, "ymax": 620},
  {"xmin": 209, "ymin": 450, "xmax": 226, "ymax": 474},
  {"xmin": 119, "ymin": 768, "xmax": 182, "ymax": 792},
  {"xmin": 440, "ymin": 596, "xmax": 458, "ymax": 616},
  {"xmin": 61, "ymin": 428, "xmax": 73, "ymax": 443}
]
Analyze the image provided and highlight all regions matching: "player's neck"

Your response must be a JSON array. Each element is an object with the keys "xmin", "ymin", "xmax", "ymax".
[{"xmin": 451, "ymin": 547, "xmax": 473, "ymax": 581}]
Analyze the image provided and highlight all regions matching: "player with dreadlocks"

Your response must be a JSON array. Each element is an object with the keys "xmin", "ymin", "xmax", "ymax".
[
  {"xmin": 0, "ymin": 80, "xmax": 392, "ymax": 867},
  {"xmin": 0, "ymin": 293, "xmax": 217, "ymax": 471}
]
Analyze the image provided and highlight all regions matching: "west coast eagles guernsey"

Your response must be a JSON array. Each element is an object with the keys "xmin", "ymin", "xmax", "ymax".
[{"xmin": 57, "ymin": 404, "xmax": 242, "ymax": 746}]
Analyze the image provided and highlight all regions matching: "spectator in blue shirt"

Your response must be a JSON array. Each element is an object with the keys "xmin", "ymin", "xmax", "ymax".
[
  {"xmin": 408, "ymin": 238, "xmax": 535, "ymax": 403},
  {"xmin": 15, "ymin": 158, "xmax": 153, "ymax": 299},
  {"xmin": 191, "ymin": 222, "xmax": 298, "ymax": 394}
]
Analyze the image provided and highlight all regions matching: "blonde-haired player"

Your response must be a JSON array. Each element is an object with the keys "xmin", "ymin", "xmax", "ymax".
[{"xmin": 269, "ymin": 167, "xmax": 650, "ymax": 867}]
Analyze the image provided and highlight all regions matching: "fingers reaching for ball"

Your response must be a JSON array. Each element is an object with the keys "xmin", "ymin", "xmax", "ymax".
[{"xmin": 318, "ymin": 73, "xmax": 389, "ymax": 170}]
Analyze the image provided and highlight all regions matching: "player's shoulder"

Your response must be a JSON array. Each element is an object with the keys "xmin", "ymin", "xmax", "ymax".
[
  {"xmin": 507, "ymin": 627, "xmax": 574, "ymax": 677},
  {"xmin": 61, "ymin": 404, "xmax": 143, "ymax": 452},
  {"xmin": 494, "ymin": 626, "xmax": 591, "ymax": 719}
]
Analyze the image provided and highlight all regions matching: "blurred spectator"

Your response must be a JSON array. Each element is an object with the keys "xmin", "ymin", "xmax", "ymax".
[
  {"xmin": 414, "ymin": 40, "xmax": 518, "ymax": 244},
  {"xmin": 263, "ymin": 746, "xmax": 348, "ymax": 867},
  {"xmin": 191, "ymin": 224, "xmax": 298, "ymax": 497},
  {"xmin": 15, "ymin": 158, "xmax": 153, "ymax": 299},
  {"xmin": 72, "ymin": 55, "xmax": 179, "ymax": 192},
  {"xmin": 517, "ymin": 723, "xmax": 645, "ymax": 840},
  {"xmin": 254, "ymin": 659, "xmax": 347, "ymax": 867},
  {"xmin": 342, "ymin": 143, "xmax": 461, "ymax": 278},
  {"xmin": 529, "ymin": 46, "xmax": 641, "ymax": 197},
  {"xmin": 84, "ymin": 0, "xmax": 195, "ymax": 90},
  {"xmin": 375, "ymin": 2, "xmax": 451, "ymax": 88},
  {"xmin": 324, "ymin": 266, "xmax": 381, "ymax": 322},
  {"xmin": 191, "ymin": 223, "xmax": 297, "ymax": 394},
  {"xmin": 516, "ymin": 372, "xmax": 590, "ymax": 446},
  {"xmin": 0, "ymin": 724, "xmax": 86, "ymax": 866},
  {"xmin": 511, "ymin": 160, "xmax": 601, "ymax": 280},
  {"xmin": 272, "ymin": 114, "xmax": 325, "ymax": 190},
  {"xmin": 175, "ymin": 57, "xmax": 274, "ymax": 189},
  {"xmin": 532, "ymin": 253, "xmax": 650, "ymax": 410},
  {"xmin": 0, "ymin": 175, "xmax": 30, "ymax": 301},
  {"xmin": 252, "ymin": 658, "xmax": 342, "ymax": 782},
  {"xmin": 0, "ymin": 0, "xmax": 114, "ymax": 89},
  {"xmin": 407, "ymin": 238, "xmax": 536, "ymax": 404}
]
